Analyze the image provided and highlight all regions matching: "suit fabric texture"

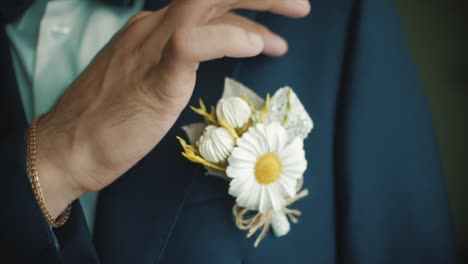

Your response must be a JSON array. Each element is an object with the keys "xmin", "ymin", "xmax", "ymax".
[{"xmin": 0, "ymin": 0, "xmax": 458, "ymax": 263}]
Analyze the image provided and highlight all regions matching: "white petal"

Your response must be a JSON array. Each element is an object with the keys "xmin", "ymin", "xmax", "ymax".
[
  {"xmin": 229, "ymin": 175, "xmax": 256, "ymax": 198},
  {"xmin": 227, "ymin": 157, "xmax": 256, "ymax": 170},
  {"xmin": 229, "ymin": 177, "xmax": 249, "ymax": 197},
  {"xmin": 265, "ymin": 122, "xmax": 287, "ymax": 153},
  {"xmin": 282, "ymin": 159, "xmax": 307, "ymax": 179},
  {"xmin": 281, "ymin": 156, "xmax": 306, "ymax": 172},
  {"xmin": 244, "ymin": 183, "xmax": 261, "ymax": 210},
  {"xmin": 267, "ymin": 185, "xmax": 286, "ymax": 212},
  {"xmin": 278, "ymin": 137, "xmax": 307, "ymax": 178},
  {"xmin": 266, "ymin": 134, "xmax": 277, "ymax": 153},
  {"xmin": 258, "ymin": 186, "xmax": 272, "ymax": 213},
  {"xmin": 276, "ymin": 124, "xmax": 288, "ymax": 151},
  {"xmin": 229, "ymin": 147, "xmax": 257, "ymax": 163},
  {"xmin": 280, "ymin": 147, "xmax": 305, "ymax": 166},
  {"xmin": 281, "ymin": 167, "xmax": 306, "ymax": 180},
  {"xmin": 236, "ymin": 180, "xmax": 261, "ymax": 210},
  {"xmin": 235, "ymin": 193, "xmax": 250, "ymax": 209},
  {"xmin": 283, "ymin": 164, "xmax": 307, "ymax": 175},
  {"xmin": 265, "ymin": 123, "xmax": 279, "ymax": 152},
  {"xmin": 277, "ymin": 176, "xmax": 297, "ymax": 198},
  {"xmin": 226, "ymin": 166, "xmax": 254, "ymax": 180},
  {"xmin": 279, "ymin": 137, "xmax": 304, "ymax": 161},
  {"xmin": 250, "ymin": 124, "xmax": 268, "ymax": 154},
  {"xmin": 229, "ymin": 172, "xmax": 258, "ymax": 197},
  {"xmin": 237, "ymin": 131, "xmax": 263, "ymax": 157}
]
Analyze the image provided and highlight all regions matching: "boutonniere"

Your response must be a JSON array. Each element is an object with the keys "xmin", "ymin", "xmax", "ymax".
[{"xmin": 177, "ymin": 78, "xmax": 313, "ymax": 247}]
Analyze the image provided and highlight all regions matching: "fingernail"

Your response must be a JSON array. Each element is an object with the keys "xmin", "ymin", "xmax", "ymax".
[
  {"xmin": 297, "ymin": 0, "xmax": 310, "ymax": 10},
  {"xmin": 248, "ymin": 32, "xmax": 263, "ymax": 48},
  {"xmin": 268, "ymin": 34, "xmax": 288, "ymax": 55}
]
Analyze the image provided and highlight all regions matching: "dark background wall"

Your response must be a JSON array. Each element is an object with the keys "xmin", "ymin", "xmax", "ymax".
[{"xmin": 395, "ymin": 0, "xmax": 468, "ymax": 261}]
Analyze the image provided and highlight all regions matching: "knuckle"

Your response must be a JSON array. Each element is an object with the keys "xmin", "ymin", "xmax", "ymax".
[
  {"xmin": 167, "ymin": 30, "xmax": 191, "ymax": 58},
  {"xmin": 126, "ymin": 16, "xmax": 140, "ymax": 26},
  {"xmin": 110, "ymin": 36, "xmax": 142, "ymax": 66},
  {"xmin": 124, "ymin": 50, "xmax": 139, "ymax": 69},
  {"xmin": 112, "ymin": 46, "xmax": 139, "ymax": 73},
  {"xmin": 126, "ymin": 11, "xmax": 150, "ymax": 26}
]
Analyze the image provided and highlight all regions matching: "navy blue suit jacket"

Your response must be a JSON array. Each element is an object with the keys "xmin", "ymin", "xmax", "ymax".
[{"xmin": 0, "ymin": 0, "xmax": 458, "ymax": 263}]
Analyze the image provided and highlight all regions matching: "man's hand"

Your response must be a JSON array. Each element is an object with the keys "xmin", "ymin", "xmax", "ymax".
[{"xmin": 35, "ymin": 0, "xmax": 310, "ymax": 218}]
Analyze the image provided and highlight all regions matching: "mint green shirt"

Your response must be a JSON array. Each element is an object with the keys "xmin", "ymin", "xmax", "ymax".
[{"xmin": 6, "ymin": 0, "xmax": 143, "ymax": 232}]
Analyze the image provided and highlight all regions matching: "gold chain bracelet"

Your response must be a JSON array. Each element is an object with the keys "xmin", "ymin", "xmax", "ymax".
[{"xmin": 26, "ymin": 116, "xmax": 72, "ymax": 228}]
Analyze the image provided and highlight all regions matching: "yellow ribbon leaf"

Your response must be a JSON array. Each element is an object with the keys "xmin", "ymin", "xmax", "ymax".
[
  {"xmin": 190, "ymin": 98, "xmax": 218, "ymax": 125},
  {"xmin": 261, "ymin": 93, "xmax": 270, "ymax": 123}
]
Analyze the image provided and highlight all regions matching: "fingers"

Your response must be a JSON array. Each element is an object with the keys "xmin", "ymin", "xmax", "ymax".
[
  {"xmin": 164, "ymin": 0, "xmax": 238, "ymax": 28},
  {"xmin": 164, "ymin": 25, "xmax": 264, "ymax": 63},
  {"xmin": 155, "ymin": 25, "xmax": 263, "ymax": 93},
  {"xmin": 150, "ymin": 24, "xmax": 263, "ymax": 106},
  {"xmin": 214, "ymin": 0, "xmax": 311, "ymax": 19},
  {"xmin": 121, "ymin": 0, "xmax": 238, "ymax": 55},
  {"xmin": 209, "ymin": 12, "xmax": 288, "ymax": 57},
  {"xmin": 140, "ymin": 0, "xmax": 238, "ymax": 61},
  {"xmin": 140, "ymin": 0, "xmax": 310, "ymax": 60},
  {"xmin": 163, "ymin": 0, "xmax": 310, "ymax": 30}
]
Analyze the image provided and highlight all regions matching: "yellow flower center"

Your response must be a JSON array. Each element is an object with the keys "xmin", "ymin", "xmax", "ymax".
[{"xmin": 255, "ymin": 153, "xmax": 282, "ymax": 185}]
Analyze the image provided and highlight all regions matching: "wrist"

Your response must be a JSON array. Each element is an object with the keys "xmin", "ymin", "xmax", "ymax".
[{"xmin": 34, "ymin": 115, "xmax": 85, "ymax": 218}]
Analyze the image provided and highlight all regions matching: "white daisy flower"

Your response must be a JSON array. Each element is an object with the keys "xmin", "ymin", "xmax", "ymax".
[{"xmin": 226, "ymin": 122, "xmax": 307, "ymax": 213}]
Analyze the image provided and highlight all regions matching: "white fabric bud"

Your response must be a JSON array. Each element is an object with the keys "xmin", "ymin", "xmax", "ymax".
[
  {"xmin": 271, "ymin": 211, "xmax": 291, "ymax": 237},
  {"xmin": 216, "ymin": 97, "xmax": 252, "ymax": 128},
  {"xmin": 198, "ymin": 126, "xmax": 235, "ymax": 163}
]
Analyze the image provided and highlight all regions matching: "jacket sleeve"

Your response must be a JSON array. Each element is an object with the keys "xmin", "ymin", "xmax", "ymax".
[{"xmin": 0, "ymin": 131, "xmax": 98, "ymax": 263}]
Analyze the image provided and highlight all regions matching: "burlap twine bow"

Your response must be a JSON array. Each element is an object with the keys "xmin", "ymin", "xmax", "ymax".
[{"xmin": 232, "ymin": 178, "xmax": 309, "ymax": 247}]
